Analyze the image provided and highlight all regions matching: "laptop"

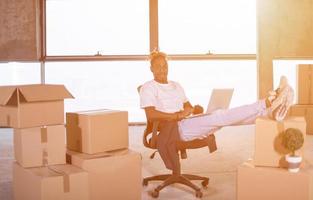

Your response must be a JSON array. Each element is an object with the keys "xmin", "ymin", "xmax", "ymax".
[{"xmin": 187, "ymin": 88, "xmax": 234, "ymax": 118}]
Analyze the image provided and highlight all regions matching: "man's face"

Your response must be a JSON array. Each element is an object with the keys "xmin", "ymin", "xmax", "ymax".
[{"xmin": 151, "ymin": 57, "xmax": 168, "ymax": 83}]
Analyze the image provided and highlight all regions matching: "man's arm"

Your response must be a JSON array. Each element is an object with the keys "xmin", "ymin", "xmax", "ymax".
[
  {"xmin": 144, "ymin": 101, "xmax": 195, "ymax": 122},
  {"xmin": 144, "ymin": 107, "xmax": 179, "ymax": 121},
  {"xmin": 180, "ymin": 101, "xmax": 204, "ymax": 116},
  {"xmin": 183, "ymin": 101, "xmax": 194, "ymax": 116}
]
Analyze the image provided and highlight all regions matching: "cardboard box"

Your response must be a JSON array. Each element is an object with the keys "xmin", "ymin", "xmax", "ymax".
[
  {"xmin": 254, "ymin": 117, "xmax": 306, "ymax": 167},
  {"xmin": 297, "ymin": 64, "xmax": 313, "ymax": 104},
  {"xmin": 0, "ymin": 84, "xmax": 73, "ymax": 128},
  {"xmin": 66, "ymin": 109, "xmax": 128, "ymax": 154},
  {"xmin": 14, "ymin": 125, "xmax": 66, "ymax": 168},
  {"xmin": 290, "ymin": 105, "xmax": 313, "ymax": 135},
  {"xmin": 13, "ymin": 163, "xmax": 89, "ymax": 200},
  {"xmin": 67, "ymin": 149, "xmax": 141, "ymax": 200},
  {"xmin": 237, "ymin": 160, "xmax": 313, "ymax": 200}
]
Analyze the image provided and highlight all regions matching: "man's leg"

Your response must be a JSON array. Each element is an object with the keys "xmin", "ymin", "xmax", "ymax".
[
  {"xmin": 178, "ymin": 76, "xmax": 295, "ymax": 141},
  {"xmin": 178, "ymin": 100, "xmax": 268, "ymax": 141}
]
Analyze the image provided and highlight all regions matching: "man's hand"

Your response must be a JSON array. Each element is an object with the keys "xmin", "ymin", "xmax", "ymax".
[
  {"xmin": 192, "ymin": 104, "xmax": 204, "ymax": 115},
  {"xmin": 176, "ymin": 104, "xmax": 204, "ymax": 120},
  {"xmin": 176, "ymin": 109, "xmax": 192, "ymax": 120}
]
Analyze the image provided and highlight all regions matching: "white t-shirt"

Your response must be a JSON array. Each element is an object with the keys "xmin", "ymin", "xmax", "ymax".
[{"xmin": 140, "ymin": 80, "xmax": 188, "ymax": 113}]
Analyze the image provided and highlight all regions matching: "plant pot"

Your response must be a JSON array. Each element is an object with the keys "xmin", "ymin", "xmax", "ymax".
[{"xmin": 285, "ymin": 155, "xmax": 302, "ymax": 173}]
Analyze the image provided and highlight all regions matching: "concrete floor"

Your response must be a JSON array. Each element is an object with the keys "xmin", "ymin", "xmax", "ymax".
[{"xmin": 1, "ymin": 125, "xmax": 313, "ymax": 200}]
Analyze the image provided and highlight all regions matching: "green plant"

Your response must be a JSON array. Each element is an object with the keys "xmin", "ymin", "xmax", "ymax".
[{"xmin": 282, "ymin": 128, "xmax": 304, "ymax": 156}]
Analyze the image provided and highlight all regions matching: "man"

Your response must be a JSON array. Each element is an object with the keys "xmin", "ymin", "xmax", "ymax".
[{"xmin": 139, "ymin": 51, "xmax": 294, "ymax": 141}]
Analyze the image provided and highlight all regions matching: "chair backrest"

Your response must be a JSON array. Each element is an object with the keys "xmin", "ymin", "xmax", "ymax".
[{"xmin": 137, "ymin": 85, "xmax": 159, "ymax": 149}]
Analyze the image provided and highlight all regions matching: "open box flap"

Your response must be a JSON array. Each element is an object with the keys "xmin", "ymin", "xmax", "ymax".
[
  {"xmin": 0, "ymin": 86, "xmax": 18, "ymax": 105},
  {"xmin": 18, "ymin": 84, "xmax": 74, "ymax": 102}
]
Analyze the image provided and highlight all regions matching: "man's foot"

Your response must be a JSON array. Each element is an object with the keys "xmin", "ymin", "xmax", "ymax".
[
  {"xmin": 269, "ymin": 76, "xmax": 294, "ymax": 121},
  {"xmin": 266, "ymin": 90, "xmax": 277, "ymax": 108}
]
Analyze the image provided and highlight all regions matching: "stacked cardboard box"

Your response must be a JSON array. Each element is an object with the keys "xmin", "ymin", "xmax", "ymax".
[
  {"xmin": 289, "ymin": 105, "xmax": 313, "ymax": 135},
  {"xmin": 66, "ymin": 109, "xmax": 142, "ymax": 200},
  {"xmin": 254, "ymin": 117, "xmax": 306, "ymax": 167},
  {"xmin": 1, "ymin": 85, "xmax": 142, "ymax": 199},
  {"xmin": 0, "ymin": 84, "xmax": 89, "ymax": 200},
  {"xmin": 237, "ymin": 160, "xmax": 313, "ymax": 200},
  {"xmin": 13, "ymin": 163, "xmax": 89, "ymax": 200},
  {"xmin": 296, "ymin": 64, "xmax": 313, "ymax": 105},
  {"xmin": 237, "ymin": 116, "xmax": 311, "ymax": 200},
  {"xmin": 66, "ymin": 110, "xmax": 129, "ymax": 154},
  {"xmin": 289, "ymin": 64, "xmax": 313, "ymax": 134},
  {"xmin": 14, "ymin": 125, "xmax": 66, "ymax": 167}
]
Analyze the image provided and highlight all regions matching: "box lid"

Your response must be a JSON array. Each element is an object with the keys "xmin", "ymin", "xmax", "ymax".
[
  {"xmin": 67, "ymin": 109, "xmax": 126, "ymax": 116},
  {"xmin": 257, "ymin": 116, "xmax": 305, "ymax": 123},
  {"xmin": 28, "ymin": 164, "xmax": 85, "ymax": 177},
  {"xmin": 0, "ymin": 86, "xmax": 17, "ymax": 105},
  {"xmin": 67, "ymin": 149, "xmax": 130, "ymax": 161},
  {"xmin": 67, "ymin": 149, "xmax": 141, "ymax": 172},
  {"xmin": 240, "ymin": 159, "xmax": 313, "ymax": 174},
  {"xmin": 0, "ymin": 84, "xmax": 74, "ymax": 105}
]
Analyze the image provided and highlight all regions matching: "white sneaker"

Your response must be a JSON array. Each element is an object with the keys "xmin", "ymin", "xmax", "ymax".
[
  {"xmin": 270, "ymin": 76, "xmax": 294, "ymax": 121},
  {"xmin": 267, "ymin": 90, "xmax": 277, "ymax": 104},
  {"xmin": 266, "ymin": 76, "xmax": 288, "ymax": 105}
]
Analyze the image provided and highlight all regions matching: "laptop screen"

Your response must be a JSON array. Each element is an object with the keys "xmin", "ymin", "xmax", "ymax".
[{"xmin": 206, "ymin": 88, "xmax": 234, "ymax": 114}]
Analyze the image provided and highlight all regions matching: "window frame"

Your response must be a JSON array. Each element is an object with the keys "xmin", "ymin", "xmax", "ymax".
[
  {"xmin": 42, "ymin": 0, "xmax": 256, "ymax": 64},
  {"xmin": 41, "ymin": 0, "xmax": 257, "ymax": 124}
]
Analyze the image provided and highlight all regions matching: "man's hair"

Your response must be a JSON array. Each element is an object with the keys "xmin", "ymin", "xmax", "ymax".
[{"xmin": 149, "ymin": 51, "xmax": 167, "ymax": 66}]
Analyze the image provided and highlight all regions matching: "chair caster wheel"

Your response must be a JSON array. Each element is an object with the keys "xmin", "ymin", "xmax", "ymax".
[
  {"xmin": 195, "ymin": 190, "xmax": 203, "ymax": 198},
  {"xmin": 201, "ymin": 179, "xmax": 209, "ymax": 187},
  {"xmin": 151, "ymin": 189, "xmax": 159, "ymax": 198},
  {"xmin": 142, "ymin": 179, "xmax": 148, "ymax": 186}
]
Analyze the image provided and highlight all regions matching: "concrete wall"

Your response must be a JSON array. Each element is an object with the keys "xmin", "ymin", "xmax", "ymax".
[
  {"xmin": 0, "ymin": 0, "xmax": 42, "ymax": 61},
  {"xmin": 257, "ymin": 0, "xmax": 313, "ymax": 98}
]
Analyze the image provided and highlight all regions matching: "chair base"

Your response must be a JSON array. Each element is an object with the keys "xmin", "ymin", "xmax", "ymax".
[{"xmin": 143, "ymin": 173, "xmax": 209, "ymax": 198}]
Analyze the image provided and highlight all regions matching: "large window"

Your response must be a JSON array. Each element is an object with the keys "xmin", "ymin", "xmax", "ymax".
[
  {"xmin": 45, "ymin": 61, "xmax": 151, "ymax": 122},
  {"xmin": 45, "ymin": 60, "xmax": 256, "ymax": 122},
  {"xmin": 0, "ymin": 62, "xmax": 41, "ymax": 85},
  {"xmin": 46, "ymin": 0, "xmax": 149, "ymax": 55},
  {"xmin": 44, "ymin": 0, "xmax": 258, "ymax": 122},
  {"xmin": 169, "ymin": 60, "xmax": 257, "ymax": 108},
  {"xmin": 159, "ymin": 0, "xmax": 256, "ymax": 54}
]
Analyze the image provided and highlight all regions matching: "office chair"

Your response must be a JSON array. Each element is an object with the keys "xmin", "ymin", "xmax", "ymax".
[{"xmin": 138, "ymin": 86, "xmax": 217, "ymax": 198}]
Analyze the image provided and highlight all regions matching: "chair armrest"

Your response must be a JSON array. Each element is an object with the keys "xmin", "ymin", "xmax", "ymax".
[
  {"xmin": 176, "ymin": 134, "xmax": 217, "ymax": 153},
  {"xmin": 143, "ymin": 121, "xmax": 160, "ymax": 149},
  {"xmin": 150, "ymin": 121, "xmax": 159, "ymax": 149},
  {"xmin": 207, "ymin": 134, "xmax": 217, "ymax": 153}
]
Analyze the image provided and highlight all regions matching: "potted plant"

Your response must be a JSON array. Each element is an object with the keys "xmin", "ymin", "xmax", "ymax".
[{"xmin": 282, "ymin": 128, "xmax": 304, "ymax": 173}]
